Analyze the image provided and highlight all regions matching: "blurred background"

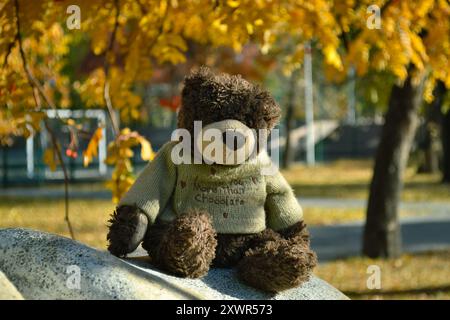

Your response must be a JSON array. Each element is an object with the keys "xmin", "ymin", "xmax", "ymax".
[{"xmin": 0, "ymin": 0, "xmax": 449, "ymax": 299}]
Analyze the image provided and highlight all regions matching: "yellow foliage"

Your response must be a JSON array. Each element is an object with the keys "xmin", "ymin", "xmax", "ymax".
[
  {"xmin": 83, "ymin": 127, "xmax": 103, "ymax": 167},
  {"xmin": 331, "ymin": 0, "xmax": 449, "ymax": 101},
  {"xmin": 2, "ymin": 0, "xmax": 450, "ymax": 202},
  {"xmin": 104, "ymin": 128, "xmax": 155, "ymax": 202},
  {"xmin": 323, "ymin": 45, "xmax": 343, "ymax": 71},
  {"xmin": 138, "ymin": 136, "xmax": 155, "ymax": 161},
  {"xmin": 0, "ymin": 1, "xmax": 71, "ymax": 143}
]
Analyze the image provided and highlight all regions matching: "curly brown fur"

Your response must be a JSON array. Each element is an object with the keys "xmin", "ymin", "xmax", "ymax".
[
  {"xmin": 214, "ymin": 228, "xmax": 282, "ymax": 268},
  {"xmin": 143, "ymin": 209, "xmax": 217, "ymax": 278},
  {"xmin": 107, "ymin": 205, "xmax": 148, "ymax": 257},
  {"xmin": 278, "ymin": 221, "xmax": 311, "ymax": 246},
  {"xmin": 248, "ymin": 228, "xmax": 283, "ymax": 246},
  {"xmin": 214, "ymin": 233, "xmax": 254, "ymax": 268},
  {"xmin": 237, "ymin": 238, "xmax": 317, "ymax": 293},
  {"xmin": 178, "ymin": 67, "xmax": 281, "ymax": 135},
  {"xmin": 235, "ymin": 223, "xmax": 317, "ymax": 293},
  {"xmin": 142, "ymin": 221, "xmax": 170, "ymax": 265}
]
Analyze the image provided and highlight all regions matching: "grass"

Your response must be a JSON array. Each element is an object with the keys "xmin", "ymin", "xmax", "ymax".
[
  {"xmin": 316, "ymin": 250, "xmax": 450, "ymax": 300},
  {"xmin": 282, "ymin": 159, "xmax": 450, "ymax": 202},
  {"xmin": 0, "ymin": 197, "xmax": 113, "ymax": 249},
  {"xmin": 304, "ymin": 207, "xmax": 422, "ymax": 226}
]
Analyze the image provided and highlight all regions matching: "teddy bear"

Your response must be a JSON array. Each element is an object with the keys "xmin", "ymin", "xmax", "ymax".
[{"xmin": 107, "ymin": 67, "xmax": 317, "ymax": 293}]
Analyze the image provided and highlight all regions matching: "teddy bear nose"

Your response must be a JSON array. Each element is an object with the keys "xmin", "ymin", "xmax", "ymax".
[{"xmin": 222, "ymin": 131, "xmax": 246, "ymax": 150}]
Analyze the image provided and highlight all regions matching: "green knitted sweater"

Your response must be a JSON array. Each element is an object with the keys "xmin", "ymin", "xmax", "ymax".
[{"xmin": 119, "ymin": 141, "xmax": 303, "ymax": 234}]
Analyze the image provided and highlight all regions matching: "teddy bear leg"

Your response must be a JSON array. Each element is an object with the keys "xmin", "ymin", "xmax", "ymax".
[
  {"xmin": 237, "ymin": 222, "xmax": 317, "ymax": 293},
  {"xmin": 142, "ymin": 209, "xmax": 217, "ymax": 278},
  {"xmin": 107, "ymin": 205, "xmax": 148, "ymax": 257}
]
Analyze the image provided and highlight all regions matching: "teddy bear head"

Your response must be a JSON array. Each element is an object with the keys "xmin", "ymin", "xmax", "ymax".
[
  {"xmin": 176, "ymin": 67, "xmax": 281, "ymax": 165},
  {"xmin": 178, "ymin": 66, "xmax": 281, "ymax": 134}
]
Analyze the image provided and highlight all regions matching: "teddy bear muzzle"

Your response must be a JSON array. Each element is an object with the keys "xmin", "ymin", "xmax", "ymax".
[{"xmin": 195, "ymin": 119, "xmax": 256, "ymax": 165}]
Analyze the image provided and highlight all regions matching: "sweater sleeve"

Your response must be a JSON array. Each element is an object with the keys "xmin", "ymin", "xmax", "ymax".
[
  {"xmin": 119, "ymin": 141, "xmax": 177, "ymax": 224},
  {"xmin": 264, "ymin": 169, "xmax": 303, "ymax": 231}
]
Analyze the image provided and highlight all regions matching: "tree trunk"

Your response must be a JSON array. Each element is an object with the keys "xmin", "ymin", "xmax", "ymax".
[
  {"xmin": 282, "ymin": 73, "xmax": 297, "ymax": 169},
  {"xmin": 443, "ymin": 109, "xmax": 450, "ymax": 183},
  {"xmin": 430, "ymin": 80, "xmax": 450, "ymax": 183},
  {"xmin": 363, "ymin": 74, "xmax": 424, "ymax": 258},
  {"xmin": 423, "ymin": 143, "xmax": 440, "ymax": 173},
  {"xmin": 420, "ymin": 81, "xmax": 446, "ymax": 173}
]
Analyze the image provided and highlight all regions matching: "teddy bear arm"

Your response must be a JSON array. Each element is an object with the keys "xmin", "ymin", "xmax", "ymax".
[
  {"xmin": 264, "ymin": 171, "xmax": 304, "ymax": 231},
  {"xmin": 107, "ymin": 142, "xmax": 177, "ymax": 256},
  {"xmin": 118, "ymin": 141, "xmax": 178, "ymax": 224}
]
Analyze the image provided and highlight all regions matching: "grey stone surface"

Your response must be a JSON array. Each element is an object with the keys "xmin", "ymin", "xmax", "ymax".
[
  {"xmin": 0, "ymin": 270, "xmax": 23, "ymax": 300},
  {"xmin": 0, "ymin": 228, "xmax": 348, "ymax": 300},
  {"xmin": 127, "ymin": 248, "xmax": 348, "ymax": 300},
  {"xmin": 0, "ymin": 228, "xmax": 200, "ymax": 300}
]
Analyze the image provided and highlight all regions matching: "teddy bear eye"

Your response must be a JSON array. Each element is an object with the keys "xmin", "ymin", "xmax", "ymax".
[{"xmin": 222, "ymin": 131, "xmax": 246, "ymax": 150}]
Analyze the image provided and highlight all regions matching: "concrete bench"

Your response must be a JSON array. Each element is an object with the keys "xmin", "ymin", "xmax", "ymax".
[{"xmin": 0, "ymin": 228, "xmax": 348, "ymax": 300}]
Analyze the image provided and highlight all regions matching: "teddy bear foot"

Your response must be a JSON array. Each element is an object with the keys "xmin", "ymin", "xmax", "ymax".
[
  {"xmin": 107, "ymin": 205, "xmax": 148, "ymax": 257},
  {"xmin": 237, "ymin": 239, "xmax": 317, "ymax": 293},
  {"xmin": 143, "ymin": 209, "xmax": 217, "ymax": 278}
]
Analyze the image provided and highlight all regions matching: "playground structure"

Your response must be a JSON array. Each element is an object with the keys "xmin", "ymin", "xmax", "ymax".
[{"xmin": 1, "ymin": 109, "xmax": 110, "ymax": 186}]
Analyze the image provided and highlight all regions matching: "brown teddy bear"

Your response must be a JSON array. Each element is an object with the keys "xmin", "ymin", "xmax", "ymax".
[{"xmin": 107, "ymin": 67, "xmax": 317, "ymax": 293}]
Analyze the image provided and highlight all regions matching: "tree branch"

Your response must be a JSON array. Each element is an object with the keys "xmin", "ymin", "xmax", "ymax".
[
  {"xmin": 2, "ymin": 39, "xmax": 16, "ymax": 69},
  {"xmin": 13, "ymin": 0, "xmax": 75, "ymax": 239},
  {"xmin": 103, "ymin": 0, "xmax": 168, "ymax": 136},
  {"xmin": 103, "ymin": 0, "xmax": 121, "ymax": 136},
  {"xmin": 44, "ymin": 119, "xmax": 75, "ymax": 239}
]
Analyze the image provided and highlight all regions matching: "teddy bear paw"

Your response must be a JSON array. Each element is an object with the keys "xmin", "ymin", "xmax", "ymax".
[
  {"xmin": 107, "ymin": 205, "xmax": 148, "ymax": 257},
  {"xmin": 158, "ymin": 209, "xmax": 217, "ymax": 278},
  {"xmin": 237, "ymin": 239, "xmax": 317, "ymax": 293}
]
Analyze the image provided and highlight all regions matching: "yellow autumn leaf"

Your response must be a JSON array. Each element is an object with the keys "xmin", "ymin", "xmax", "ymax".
[
  {"xmin": 254, "ymin": 19, "xmax": 264, "ymax": 26},
  {"xmin": 43, "ymin": 148, "xmax": 58, "ymax": 171},
  {"xmin": 324, "ymin": 45, "xmax": 343, "ymax": 71},
  {"xmin": 227, "ymin": 0, "xmax": 240, "ymax": 8},
  {"xmin": 138, "ymin": 136, "xmax": 155, "ymax": 161},
  {"xmin": 83, "ymin": 127, "xmax": 103, "ymax": 167},
  {"xmin": 246, "ymin": 23, "xmax": 254, "ymax": 35}
]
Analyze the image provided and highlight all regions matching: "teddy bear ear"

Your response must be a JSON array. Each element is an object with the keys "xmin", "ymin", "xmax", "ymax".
[
  {"xmin": 251, "ymin": 85, "xmax": 281, "ymax": 130},
  {"xmin": 182, "ymin": 66, "xmax": 215, "ymax": 90}
]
